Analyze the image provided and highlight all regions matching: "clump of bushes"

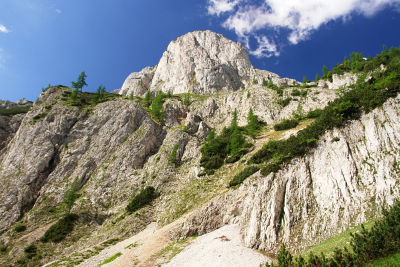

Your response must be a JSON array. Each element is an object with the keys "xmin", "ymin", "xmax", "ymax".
[
  {"xmin": 41, "ymin": 213, "xmax": 78, "ymax": 243},
  {"xmin": 292, "ymin": 88, "xmax": 301, "ymax": 96},
  {"xmin": 306, "ymin": 109, "xmax": 322, "ymax": 118},
  {"xmin": 200, "ymin": 110, "xmax": 253, "ymax": 174},
  {"xmin": 277, "ymin": 98, "xmax": 292, "ymax": 107},
  {"xmin": 266, "ymin": 199, "xmax": 400, "ymax": 266},
  {"xmin": 169, "ymin": 144, "xmax": 179, "ymax": 166},
  {"xmin": 14, "ymin": 224, "xmax": 27, "ymax": 233},
  {"xmin": 229, "ymin": 166, "xmax": 260, "ymax": 187},
  {"xmin": 0, "ymin": 106, "xmax": 31, "ymax": 116},
  {"xmin": 126, "ymin": 186, "xmax": 158, "ymax": 213},
  {"xmin": 273, "ymin": 119, "xmax": 299, "ymax": 131},
  {"xmin": 250, "ymin": 45, "xmax": 400, "ymax": 177},
  {"xmin": 24, "ymin": 244, "xmax": 37, "ymax": 259}
]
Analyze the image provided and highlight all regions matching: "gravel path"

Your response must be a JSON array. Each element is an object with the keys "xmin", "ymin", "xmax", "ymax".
[{"xmin": 163, "ymin": 224, "xmax": 270, "ymax": 267}]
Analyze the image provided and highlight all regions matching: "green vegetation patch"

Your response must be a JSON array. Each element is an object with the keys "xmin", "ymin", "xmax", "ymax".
[
  {"xmin": 41, "ymin": 213, "xmax": 79, "ymax": 243},
  {"xmin": 200, "ymin": 109, "xmax": 262, "ymax": 174},
  {"xmin": 100, "ymin": 252, "xmax": 122, "ymax": 266},
  {"xmin": 273, "ymin": 119, "xmax": 299, "ymax": 131},
  {"xmin": 24, "ymin": 244, "xmax": 37, "ymax": 259},
  {"xmin": 368, "ymin": 251, "xmax": 400, "ymax": 266},
  {"xmin": 0, "ymin": 106, "xmax": 31, "ymax": 116},
  {"xmin": 266, "ymin": 199, "xmax": 400, "ymax": 266},
  {"xmin": 14, "ymin": 224, "xmax": 27, "ymax": 233},
  {"xmin": 228, "ymin": 166, "xmax": 260, "ymax": 187},
  {"xmin": 126, "ymin": 186, "xmax": 158, "ymax": 213},
  {"xmin": 303, "ymin": 220, "xmax": 375, "ymax": 258},
  {"xmin": 252, "ymin": 45, "xmax": 400, "ymax": 177}
]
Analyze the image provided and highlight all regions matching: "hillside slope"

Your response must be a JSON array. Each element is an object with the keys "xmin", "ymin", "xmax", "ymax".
[{"xmin": 0, "ymin": 31, "xmax": 399, "ymax": 266}]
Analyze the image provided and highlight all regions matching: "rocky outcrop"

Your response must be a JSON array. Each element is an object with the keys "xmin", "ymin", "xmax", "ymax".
[
  {"xmin": 118, "ymin": 67, "xmax": 155, "ymax": 97},
  {"xmin": 1, "ymin": 30, "xmax": 399, "ymax": 266},
  {"xmin": 172, "ymin": 95, "xmax": 400, "ymax": 254},
  {"xmin": 119, "ymin": 30, "xmax": 253, "ymax": 96},
  {"xmin": 0, "ymin": 87, "xmax": 165, "ymax": 233}
]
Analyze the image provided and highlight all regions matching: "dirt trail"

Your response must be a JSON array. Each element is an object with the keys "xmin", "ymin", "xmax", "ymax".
[{"xmin": 75, "ymin": 214, "xmax": 189, "ymax": 267}]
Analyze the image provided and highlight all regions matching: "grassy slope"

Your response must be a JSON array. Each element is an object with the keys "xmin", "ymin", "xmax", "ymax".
[
  {"xmin": 302, "ymin": 221, "xmax": 375, "ymax": 257},
  {"xmin": 368, "ymin": 251, "xmax": 400, "ymax": 266}
]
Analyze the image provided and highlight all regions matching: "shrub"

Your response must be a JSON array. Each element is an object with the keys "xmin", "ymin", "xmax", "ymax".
[
  {"xmin": 40, "ymin": 213, "xmax": 78, "ymax": 243},
  {"xmin": 306, "ymin": 109, "xmax": 322, "ymax": 118},
  {"xmin": 63, "ymin": 177, "xmax": 79, "ymax": 213},
  {"xmin": 260, "ymin": 163, "xmax": 281, "ymax": 176},
  {"xmin": 14, "ymin": 224, "xmax": 27, "ymax": 233},
  {"xmin": 266, "ymin": 199, "xmax": 400, "ymax": 267},
  {"xmin": 24, "ymin": 244, "xmax": 37, "ymax": 259},
  {"xmin": 262, "ymin": 78, "xmax": 268, "ymax": 86},
  {"xmin": 0, "ymin": 106, "xmax": 31, "ymax": 116},
  {"xmin": 200, "ymin": 111, "xmax": 251, "ymax": 172},
  {"xmin": 291, "ymin": 88, "xmax": 301, "ymax": 96},
  {"xmin": 126, "ymin": 186, "xmax": 158, "ymax": 213},
  {"xmin": 150, "ymin": 91, "xmax": 164, "ymax": 122},
  {"xmin": 169, "ymin": 144, "xmax": 179, "ymax": 166},
  {"xmin": 251, "ymin": 45, "xmax": 400, "ymax": 177},
  {"xmin": 229, "ymin": 166, "xmax": 260, "ymax": 187},
  {"xmin": 277, "ymin": 98, "xmax": 292, "ymax": 107},
  {"xmin": 183, "ymin": 93, "xmax": 190, "ymax": 107},
  {"xmin": 273, "ymin": 119, "xmax": 299, "ymax": 131}
]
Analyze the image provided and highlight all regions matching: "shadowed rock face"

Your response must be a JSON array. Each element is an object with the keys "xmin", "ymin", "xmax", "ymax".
[{"xmin": 0, "ymin": 87, "xmax": 165, "ymax": 233}]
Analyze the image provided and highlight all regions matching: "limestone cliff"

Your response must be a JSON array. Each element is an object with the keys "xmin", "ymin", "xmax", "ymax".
[{"xmin": 0, "ymin": 30, "xmax": 399, "ymax": 266}]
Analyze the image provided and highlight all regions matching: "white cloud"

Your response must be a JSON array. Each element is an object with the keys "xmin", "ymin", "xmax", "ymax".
[
  {"xmin": 208, "ymin": 0, "xmax": 400, "ymax": 57},
  {"xmin": 207, "ymin": 0, "xmax": 241, "ymax": 16},
  {"xmin": 249, "ymin": 35, "xmax": 279, "ymax": 58},
  {"xmin": 0, "ymin": 24, "xmax": 9, "ymax": 33}
]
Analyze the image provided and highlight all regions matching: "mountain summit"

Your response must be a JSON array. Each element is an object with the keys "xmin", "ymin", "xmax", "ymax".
[{"xmin": 119, "ymin": 30, "xmax": 253, "ymax": 96}]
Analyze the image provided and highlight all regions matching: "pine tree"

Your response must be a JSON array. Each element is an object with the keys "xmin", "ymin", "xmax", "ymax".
[
  {"xmin": 302, "ymin": 76, "xmax": 307, "ymax": 87},
  {"xmin": 151, "ymin": 91, "xmax": 164, "ymax": 122},
  {"xmin": 247, "ymin": 108, "xmax": 258, "ymax": 138},
  {"xmin": 262, "ymin": 77, "xmax": 268, "ymax": 86},
  {"xmin": 322, "ymin": 65, "xmax": 329, "ymax": 79},
  {"xmin": 184, "ymin": 93, "xmax": 190, "ymax": 107},
  {"xmin": 143, "ymin": 91, "xmax": 151, "ymax": 107},
  {"xmin": 63, "ymin": 177, "xmax": 79, "ymax": 213},
  {"xmin": 71, "ymin": 72, "xmax": 87, "ymax": 91},
  {"xmin": 315, "ymin": 73, "xmax": 320, "ymax": 82},
  {"xmin": 268, "ymin": 78, "xmax": 274, "ymax": 88},
  {"xmin": 277, "ymin": 244, "xmax": 292, "ymax": 267},
  {"xmin": 230, "ymin": 109, "xmax": 238, "ymax": 130},
  {"xmin": 230, "ymin": 109, "xmax": 245, "ymax": 156}
]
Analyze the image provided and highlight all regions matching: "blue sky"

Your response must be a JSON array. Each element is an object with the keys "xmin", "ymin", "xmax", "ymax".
[{"xmin": 0, "ymin": 0, "xmax": 400, "ymax": 101}]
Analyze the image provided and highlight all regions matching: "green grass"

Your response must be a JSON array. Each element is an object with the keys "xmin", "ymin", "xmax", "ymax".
[
  {"xmin": 302, "ymin": 220, "xmax": 375, "ymax": 257},
  {"xmin": 61, "ymin": 89, "xmax": 122, "ymax": 110},
  {"xmin": 99, "ymin": 252, "xmax": 122, "ymax": 266},
  {"xmin": 368, "ymin": 251, "xmax": 400, "ymax": 266},
  {"xmin": 157, "ymin": 236, "xmax": 197, "ymax": 263},
  {"xmin": 0, "ymin": 106, "xmax": 31, "ymax": 116}
]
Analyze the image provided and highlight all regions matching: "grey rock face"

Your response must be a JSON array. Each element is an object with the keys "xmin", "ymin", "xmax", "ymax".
[
  {"xmin": 171, "ymin": 95, "xmax": 400, "ymax": 253},
  {"xmin": 0, "ymin": 87, "xmax": 165, "ymax": 233},
  {"xmin": 119, "ymin": 67, "xmax": 155, "ymax": 97},
  {"xmin": 150, "ymin": 31, "xmax": 252, "ymax": 95},
  {"xmin": 119, "ymin": 30, "xmax": 253, "ymax": 97}
]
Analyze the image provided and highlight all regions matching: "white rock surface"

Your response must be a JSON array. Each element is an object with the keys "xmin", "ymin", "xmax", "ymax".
[
  {"xmin": 119, "ymin": 67, "xmax": 155, "ymax": 97},
  {"xmin": 164, "ymin": 224, "xmax": 269, "ymax": 267},
  {"xmin": 172, "ymin": 95, "xmax": 400, "ymax": 254}
]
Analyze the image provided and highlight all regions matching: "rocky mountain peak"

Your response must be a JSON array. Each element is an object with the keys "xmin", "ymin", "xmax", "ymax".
[{"xmin": 119, "ymin": 30, "xmax": 253, "ymax": 96}]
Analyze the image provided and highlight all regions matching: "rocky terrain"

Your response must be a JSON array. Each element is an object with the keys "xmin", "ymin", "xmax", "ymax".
[{"xmin": 0, "ymin": 30, "xmax": 399, "ymax": 266}]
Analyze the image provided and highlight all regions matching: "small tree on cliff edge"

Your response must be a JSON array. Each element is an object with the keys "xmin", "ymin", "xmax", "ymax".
[{"xmin": 72, "ymin": 72, "xmax": 87, "ymax": 92}]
